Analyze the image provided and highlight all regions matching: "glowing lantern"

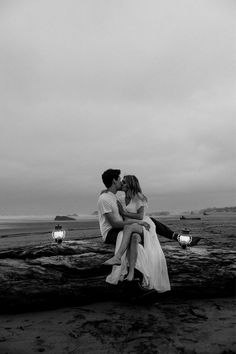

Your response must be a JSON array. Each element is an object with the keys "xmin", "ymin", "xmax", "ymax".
[
  {"xmin": 178, "ymin": 228, "xmax": 192, "ymax": 249},
  {"xmin": 52, "ymin": 224, "xmax": 66, "ymax": 244}
]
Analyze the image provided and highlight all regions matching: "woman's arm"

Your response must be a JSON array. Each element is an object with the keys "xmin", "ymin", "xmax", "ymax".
[
  {"xmin": 105, "ymin": 212, "xmax": 150, "ymax": 230},
  {"xmin": 117, "ymin": 201, "xmax": 144, "ymax": 220}
]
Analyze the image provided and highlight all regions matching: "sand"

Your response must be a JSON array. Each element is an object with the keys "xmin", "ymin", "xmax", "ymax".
[{"xmin": 0, "ymin": 297, "xmax": 235, "ymax": 354}]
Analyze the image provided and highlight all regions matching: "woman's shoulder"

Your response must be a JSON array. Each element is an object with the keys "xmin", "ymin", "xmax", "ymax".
[{"xmin": 134, "ymin": 193, "xmax": 148, "ymax": 206}]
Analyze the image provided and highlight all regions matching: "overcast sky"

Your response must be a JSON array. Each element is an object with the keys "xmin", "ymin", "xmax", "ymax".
[{"xmin": 0, "ymin": 0, "xmax": 235, "ymax": 216}]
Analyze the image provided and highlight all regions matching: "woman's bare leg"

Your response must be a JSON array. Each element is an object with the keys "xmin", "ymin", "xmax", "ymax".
[
  {"xmin": 125, "ymin": 233, "xmax": 142, "ymax": 281},
  {"xmin": 104, "ymin": 223, "xmax": 143, "ymax": 265}
]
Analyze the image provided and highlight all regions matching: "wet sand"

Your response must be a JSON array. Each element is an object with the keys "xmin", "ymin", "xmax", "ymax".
[{"xmin": 0, "ymin": 298, "xmax": 235, "ymax": 354}]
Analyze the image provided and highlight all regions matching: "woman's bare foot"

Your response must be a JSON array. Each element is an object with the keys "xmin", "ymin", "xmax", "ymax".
[
  {"xmin": 103, "ymin": 255, "xmax": 121, "ymax": 266},
  {"xmin": 125, "ymin": 273, "xmax": 134, "ymax": 281}
]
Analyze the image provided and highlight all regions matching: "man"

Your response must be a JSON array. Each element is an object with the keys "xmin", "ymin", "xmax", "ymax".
[{"xmin": 97, "ymin": 169, "xmax": 201, "ymax": 254}]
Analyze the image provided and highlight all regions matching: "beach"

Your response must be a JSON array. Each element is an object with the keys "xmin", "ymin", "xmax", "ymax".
[
  {"xmin": 0, "ymin": 298, "xmax": 235, "ymax": 354},
  {"xmin": 0, "ymin": 213, "xmax": 235, "ymax": 353}
]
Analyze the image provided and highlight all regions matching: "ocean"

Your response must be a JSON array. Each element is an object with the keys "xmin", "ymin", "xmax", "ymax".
[
  {"xmin": 0, "ymin": 215, "xmax": 100, "ymax": 250},
  {"xmin": 0, "ymin": 212, "xmax": 235, "ymax": 250}
]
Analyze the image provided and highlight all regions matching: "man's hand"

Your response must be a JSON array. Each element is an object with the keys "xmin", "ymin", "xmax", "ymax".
[{"xmin": 139, "ymin": 221, "xmax": 150, "ymax": 231}]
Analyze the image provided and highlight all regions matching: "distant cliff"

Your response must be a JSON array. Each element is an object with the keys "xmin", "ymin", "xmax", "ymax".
[
  {"xmin": 54, "ymin": 215, "xmax": 76, "ymax": 221},
  {"xmin": 149, "ymin": 211, "xmax": 170, "ymax": 216},
  {"xmin": 200, "ymin": 206, "xmax": 236, "ymax": 214}
]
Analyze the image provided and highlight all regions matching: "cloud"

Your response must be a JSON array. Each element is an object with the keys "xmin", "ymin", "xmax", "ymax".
[{"xmin": 0, "ymin": 0, "xmax": 235, "ymax": 214}]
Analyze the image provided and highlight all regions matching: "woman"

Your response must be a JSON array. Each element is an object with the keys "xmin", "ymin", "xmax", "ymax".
[{"xmin": 106, "ymin": 175, "xmax": 170, "ymax": 293}]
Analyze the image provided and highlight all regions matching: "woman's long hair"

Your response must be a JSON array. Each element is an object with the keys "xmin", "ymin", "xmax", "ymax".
[{"xmin": 123, "ymin": 175, "xmax": 148, "ymax": 203}]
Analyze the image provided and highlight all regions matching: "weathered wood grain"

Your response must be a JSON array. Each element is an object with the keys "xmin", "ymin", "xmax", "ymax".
[{"xmin": 0, "ymin": 240, "xmax": 235, "ymax": 313}]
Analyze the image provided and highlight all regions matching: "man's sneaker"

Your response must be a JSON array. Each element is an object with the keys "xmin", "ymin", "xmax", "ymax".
[{"xmin": 187, "ymin": 236, "xmax": 202, "ymax": 247}]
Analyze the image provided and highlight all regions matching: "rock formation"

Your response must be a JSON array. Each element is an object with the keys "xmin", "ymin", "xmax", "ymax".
[{"xmin": 54, "ymin": 215, "xmax": 76, "ymax": 221}]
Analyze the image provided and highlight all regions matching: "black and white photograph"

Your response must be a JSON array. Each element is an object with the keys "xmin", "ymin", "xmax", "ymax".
[{"xmin": 0, "ymin": 1, "xmax": 235, "ymax": 353}]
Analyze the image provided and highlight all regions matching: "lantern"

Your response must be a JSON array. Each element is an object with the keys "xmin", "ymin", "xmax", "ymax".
[
  {"xmin": 178, "ymin": 228, "xmax": 192, "ymax": 249},
  {"xmin": 52, "ymin": 224, "xmax": 66, "ymax": 244}
]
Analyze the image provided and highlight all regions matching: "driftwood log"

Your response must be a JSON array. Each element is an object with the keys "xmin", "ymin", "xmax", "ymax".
[{"xmin": 0, "ymin": 239, "xmax": 235, "ymax": 313}]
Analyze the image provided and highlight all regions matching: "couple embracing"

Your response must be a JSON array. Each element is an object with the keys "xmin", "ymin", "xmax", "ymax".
[{"xmin": 97, "ymin": 169, "xmax": 200, "ymax": 293}]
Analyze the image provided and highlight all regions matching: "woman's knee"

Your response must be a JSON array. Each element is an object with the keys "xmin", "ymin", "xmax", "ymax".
[
  {"xmin": 124, "ymin": 224, "xmax": 132, "ymax": 232},
  {"xmin": 131, "ymin": 232, "xmax": 141, "ymax": 244},
  {"xmin": 124, "ymin": 223, "xmax": 138, "ymax": 233}
]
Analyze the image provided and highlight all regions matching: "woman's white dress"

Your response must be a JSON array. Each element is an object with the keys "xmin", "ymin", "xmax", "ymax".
[{"xmin": 106, "ymin": 196, "xmax": 171, "ymax": 292}]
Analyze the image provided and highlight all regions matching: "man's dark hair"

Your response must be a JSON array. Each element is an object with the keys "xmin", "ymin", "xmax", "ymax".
[{"xmin": 102, "ymin": 169, "xmax": 121, "ymax": 188}]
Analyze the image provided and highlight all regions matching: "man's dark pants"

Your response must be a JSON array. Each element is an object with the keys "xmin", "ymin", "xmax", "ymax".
[
  {"xmin": 150, "ymin": 217, "xmax": 174, "ymax": 240},
  {"xmin": 105, "ymin": 217, "xmax": 175, "ymax": 245}
]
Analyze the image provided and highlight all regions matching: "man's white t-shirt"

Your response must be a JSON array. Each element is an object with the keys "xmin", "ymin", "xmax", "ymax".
[{"xmin": 97, "ymin": 191, "xmax": 123, "ymax": 241}]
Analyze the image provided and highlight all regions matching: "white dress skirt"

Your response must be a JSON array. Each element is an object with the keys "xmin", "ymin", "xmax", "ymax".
[{"xmin": 106, "ymin": 199, "xmax": 171, "ymax": 293}]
